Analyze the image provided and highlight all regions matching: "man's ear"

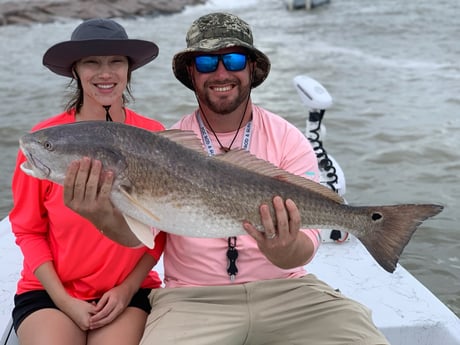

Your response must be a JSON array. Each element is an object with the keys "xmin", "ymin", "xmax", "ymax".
[
  {"xmin": 249, "ymin": 60, "xmax": 256, "ymax": 88},
  {"xmin": 187, "ymin": 64, "xmax": 196, "ymax": 90}
]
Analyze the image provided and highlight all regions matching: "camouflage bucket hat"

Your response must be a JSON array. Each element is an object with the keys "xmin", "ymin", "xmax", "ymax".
[{"xmin": 172, "ymin": 12, "xmax": 271, "ymax": 90}]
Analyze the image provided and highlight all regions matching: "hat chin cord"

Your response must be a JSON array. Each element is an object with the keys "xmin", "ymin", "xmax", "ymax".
[{"xmin": 103, "ymin": 105, "xmax": 113, "ymax": 121}]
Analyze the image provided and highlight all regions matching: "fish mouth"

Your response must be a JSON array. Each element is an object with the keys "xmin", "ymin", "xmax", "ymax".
[{"xmin": 20, "ymin": 151, "xmax": 50, "ymax": 178}]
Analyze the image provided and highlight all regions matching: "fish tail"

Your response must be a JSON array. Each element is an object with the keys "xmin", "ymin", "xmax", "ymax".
[{"xmin": 357, "ymin": 204, "xmax": 443, "ymax": 273}]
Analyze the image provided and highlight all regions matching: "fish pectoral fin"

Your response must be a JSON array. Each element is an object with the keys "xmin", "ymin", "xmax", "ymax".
[
  {"xmin": 122, "ymin": 214, "xmax": 155, "ymax": 249},
  {"xmin": 118, "ymin": 186, "xmax": 161, "ymax": 222},
  {"xmin": 215, "ymin": 149, "xmax": 344, "ymax": 204},
  {"xmin": 117, "ymin": 186, "xmax": 161, "ymax": 249}
]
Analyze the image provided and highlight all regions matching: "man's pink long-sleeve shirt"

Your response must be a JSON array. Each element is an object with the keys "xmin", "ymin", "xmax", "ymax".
[{"xmin": 163, "ymin": 105, "xmax": 321, "ymax": 287}]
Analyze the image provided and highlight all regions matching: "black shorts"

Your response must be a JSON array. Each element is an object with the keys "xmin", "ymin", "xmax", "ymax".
[{"xmin": 12, "ymin": 288, "xmax": 152, "ymax": 332}]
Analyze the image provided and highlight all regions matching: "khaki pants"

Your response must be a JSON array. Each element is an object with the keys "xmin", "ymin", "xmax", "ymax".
[{"xmin": 141, "ymin": 275, "xmax": 389, "ymax": 345}]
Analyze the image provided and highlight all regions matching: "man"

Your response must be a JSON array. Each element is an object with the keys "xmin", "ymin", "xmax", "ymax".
[{"xmin": 64, "ymin": 12, "xmax": 389, "ymax": 345}]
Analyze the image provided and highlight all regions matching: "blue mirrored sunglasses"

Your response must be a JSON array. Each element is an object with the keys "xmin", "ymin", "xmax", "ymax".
[{"xmin": 194, "ymin": 53, "xmax": 248, "ymax": 73}]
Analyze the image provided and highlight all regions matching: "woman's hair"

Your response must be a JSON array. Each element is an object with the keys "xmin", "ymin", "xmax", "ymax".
[{"xmin": 65, "ymin": 65, "xmax": 134, "ymax": 113}]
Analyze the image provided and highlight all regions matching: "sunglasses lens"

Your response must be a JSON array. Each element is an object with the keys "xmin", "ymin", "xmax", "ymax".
[
  {"xmin": 194, "ymin": 53, "xmax": 247, "ymax": 73},
  {"xmin": 194, "ymin": 55, "xmax": 219, "ymax": 73},
  {"xmin": 222, "ymin": 53, "xmax": 247, "ymax": 71}
]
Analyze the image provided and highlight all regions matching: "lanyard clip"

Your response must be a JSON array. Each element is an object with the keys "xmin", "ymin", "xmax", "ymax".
[{"xmin": 227, "ymin": 236, "xmax": 238, "ymax": 281}]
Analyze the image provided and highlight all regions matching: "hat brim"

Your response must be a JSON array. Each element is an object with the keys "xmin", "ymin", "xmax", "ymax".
[
  {"xmin": 43, "ymin": 39, "xmax": 159, "ymax": 77},
  {"xmin": 172, "ymin": 39, "xmax": 270, "ymax": 91}
]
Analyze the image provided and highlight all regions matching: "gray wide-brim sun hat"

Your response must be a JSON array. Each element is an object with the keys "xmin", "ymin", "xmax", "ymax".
[
  {"xmin": 172, "ymin": 12, "xmax": 271, "ymax": 91},
  {"xmin": 43, "ymin": 18, "xmax": 159, "ymax": 78}
]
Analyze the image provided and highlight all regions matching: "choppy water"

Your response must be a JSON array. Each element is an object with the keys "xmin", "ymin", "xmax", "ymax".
[{"xmin": 0, "ymin": 0, "xmax": 459, "ymax": 316}]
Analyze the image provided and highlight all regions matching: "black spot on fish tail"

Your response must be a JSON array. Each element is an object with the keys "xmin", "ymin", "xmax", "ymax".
[
  {"xmin": 357, "ymin": 204, "xmax": 444, "ymax": 273},
  {"xmin": 371, "ymin": 213, "xmax": 383, "ymax": 221}
]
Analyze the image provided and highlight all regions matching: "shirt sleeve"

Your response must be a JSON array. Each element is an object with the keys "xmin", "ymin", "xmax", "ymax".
[
  {"xmin": 147, "ymin": 230, "xmax": 166, "ymax": 261},
  {"xmin": 9, "ymin": 150, "xmax": 54, "ymax": 273}
]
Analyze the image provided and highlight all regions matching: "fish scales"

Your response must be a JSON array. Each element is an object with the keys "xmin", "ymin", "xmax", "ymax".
[
  {"xmin": 115, "ymin": 129, "xmax": 346, "ymax": 235},
  {"xmin": 19, "ymin": 121, "xmax": 444, "ymax": 273}
]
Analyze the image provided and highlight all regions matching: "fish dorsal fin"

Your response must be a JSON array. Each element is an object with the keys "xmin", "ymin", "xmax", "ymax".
[
  {"xmin": 156, "ymin": 130, "xmax": 342, "ymax": 203},
  {"xmin": 157, "ymin": 129, "xmax": 207, "ymax": 156},
  {"xmin": 215, "ymin": 149, "xmax": 344, "ymax": 204}
]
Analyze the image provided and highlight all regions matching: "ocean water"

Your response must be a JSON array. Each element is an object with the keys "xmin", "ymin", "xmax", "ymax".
[{"xmin": 0, "ymin": 0, "xmax": 459, "ymax": 316}]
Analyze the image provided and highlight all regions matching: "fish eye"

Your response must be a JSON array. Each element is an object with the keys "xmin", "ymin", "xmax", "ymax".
[{"xmin": 43, "ymin": 141, "xmax": 54, "ymax": 151}]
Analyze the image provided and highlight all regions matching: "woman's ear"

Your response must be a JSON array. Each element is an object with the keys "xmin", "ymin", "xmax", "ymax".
[{"xmin": 71, "ymin": 66, "xmax": 78, "ymax": 80}]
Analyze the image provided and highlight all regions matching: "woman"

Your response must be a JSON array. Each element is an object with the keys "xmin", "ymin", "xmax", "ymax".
[{"xmin": 9, "ymin": 18, "xmax": 165, "ymax": 345}]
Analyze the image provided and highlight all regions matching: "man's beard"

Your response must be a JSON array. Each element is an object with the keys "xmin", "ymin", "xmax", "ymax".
[{"xmin": 201, "ymin": 80, "xmax": 251, "ymax": 115}]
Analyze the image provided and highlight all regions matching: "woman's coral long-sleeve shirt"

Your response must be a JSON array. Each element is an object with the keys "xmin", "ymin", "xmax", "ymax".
[{"xmin": 10, "ymin": 109, "xmax": 165, "ymax": 299}]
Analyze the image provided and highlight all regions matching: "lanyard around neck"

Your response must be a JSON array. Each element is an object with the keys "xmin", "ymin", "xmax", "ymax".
[
  {"xmin": 196, "ymin": 111, "xmax": 252, "ymax": 156},
  {"xmin": 195, "ymin": 110, "xmax": 253, "ymax": 282}
]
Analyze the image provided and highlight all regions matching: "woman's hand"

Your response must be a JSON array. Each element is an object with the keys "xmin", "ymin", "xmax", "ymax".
[
  {"xmin": 63, "ymin": 157, "xmax": 115, "ymax": 228},
  {"xmin": 59, "ymin": 296, "xmax": 97, "ymax": 331},
  {"xmin": 63, "ymin": 157, "xmax": 142, "ymax": 247},
  {"xmin": 89, "ymin": 284, "xmax": 132, "ymax": 329}
]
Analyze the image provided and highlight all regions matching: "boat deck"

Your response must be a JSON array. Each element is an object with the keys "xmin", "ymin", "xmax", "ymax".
[{"xmin": 1, "ymin": 216, "xmax": 459, "ymax": 344}]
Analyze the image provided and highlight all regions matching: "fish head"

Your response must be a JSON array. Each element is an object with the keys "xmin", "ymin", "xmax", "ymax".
[{"xmin": 18, "ymin": 122, "xmax": 127, "ymax": 185}]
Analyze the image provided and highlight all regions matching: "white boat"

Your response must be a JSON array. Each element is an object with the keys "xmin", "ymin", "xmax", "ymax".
[
  {"xmin": 285, "ymin": 0, "xmax": 331, "ymax": 11},
  {"xmin": 1, "ymin": 76, "xmax": 459, "ymax": 344}
]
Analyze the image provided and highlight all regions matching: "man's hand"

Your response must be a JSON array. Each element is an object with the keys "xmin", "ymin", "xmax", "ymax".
[{"xmin": 243, "ymin": 196, "xmax": 314, "ymax": 269}]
